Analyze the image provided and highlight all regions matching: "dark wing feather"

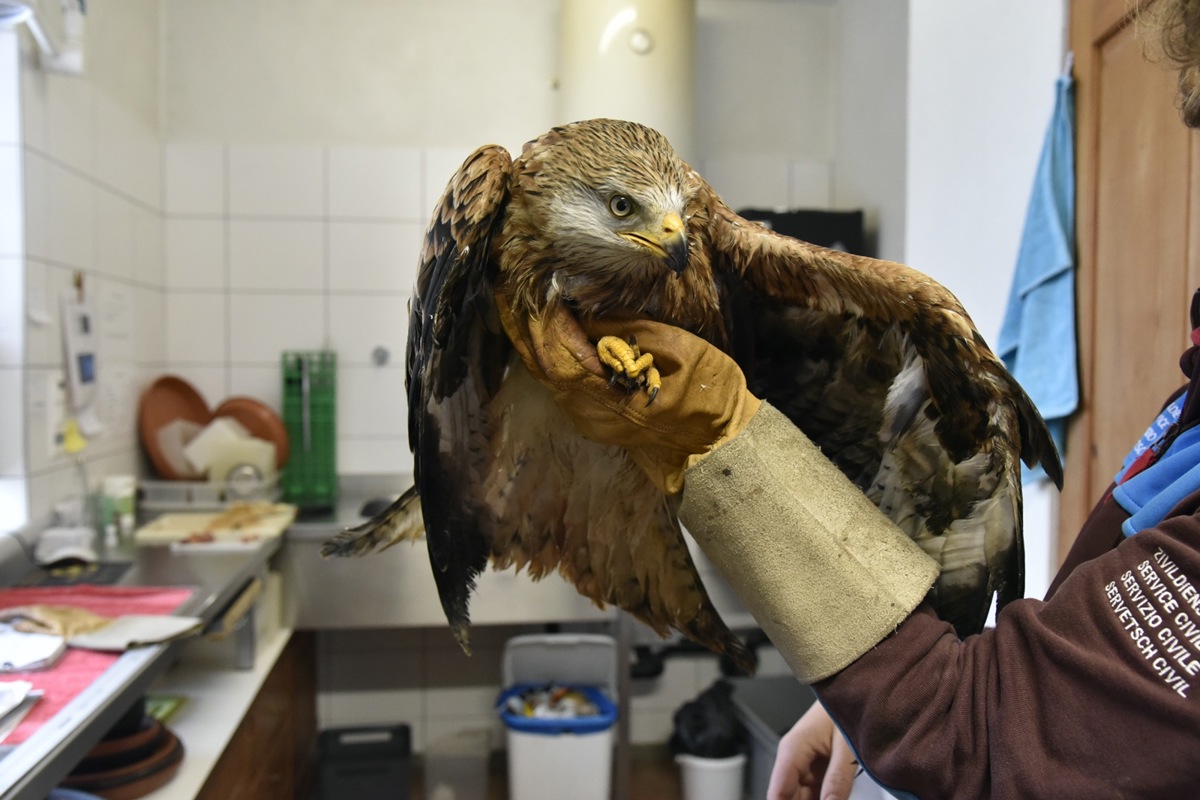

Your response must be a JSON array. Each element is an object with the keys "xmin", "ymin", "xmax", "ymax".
[
  {"xmin": 479, "ymin": 363, "xmax": 754, "ymax": 671},
  {"xmin": 697, "ymin": 184, "xmax": 1061, "ymax": 635},
  {"xmin": 407, "ymin": 145, "xmax": 513, "ymax": 648}
]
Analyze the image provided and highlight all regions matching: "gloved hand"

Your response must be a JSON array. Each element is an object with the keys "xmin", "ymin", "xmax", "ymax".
[
  {"xmin": 495, "ymin": 294, "xmax": 760, "ymax": 494},
  {"xmin": 496, "ymin": 292, "xmax": 939, "ymax": 682}
]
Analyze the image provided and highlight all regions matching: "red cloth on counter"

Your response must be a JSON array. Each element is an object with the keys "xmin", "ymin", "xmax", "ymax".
[{"xmin": 0, "ymin": 586, "xmax": 194, "ymax": 745}]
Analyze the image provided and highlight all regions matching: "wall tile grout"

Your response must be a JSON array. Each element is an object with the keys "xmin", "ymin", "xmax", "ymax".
[{"xmin": 222, "ymin": 143, "xmax": 232, "ymax": 399}]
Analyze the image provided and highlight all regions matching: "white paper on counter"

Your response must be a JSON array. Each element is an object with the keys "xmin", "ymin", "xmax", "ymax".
[
  {"xmin": 68, "ymin": 615, "xmax": 204, "ymax": 651},
  {"xmin": 0, "ymin": 681, "xmax": 33, "ymax": 719},
  {"xmin": 0, "ymin": 683, "xmax": 42, "ymax": 744},
  {"xmin": 0, "ymin": 627, "xmax": 66, "ymax": 672}
]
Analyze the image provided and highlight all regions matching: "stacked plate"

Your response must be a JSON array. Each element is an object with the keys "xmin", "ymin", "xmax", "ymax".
[
  {"xmin": 138, "ymin": 374, "xmax": 290, "ymax": 481},
  {"xmin": 60, "ymin": 713, "xmax": 184, "ymax": 799}
]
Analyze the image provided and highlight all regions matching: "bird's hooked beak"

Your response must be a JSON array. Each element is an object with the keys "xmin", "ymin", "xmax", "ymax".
[{"xmin": 620, "ymin": 212, "xmax": 689, "ymax": 274}]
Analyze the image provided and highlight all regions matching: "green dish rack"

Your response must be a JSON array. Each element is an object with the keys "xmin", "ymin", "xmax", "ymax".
[{"xmin": 281, "ymin": 351, "xmax": 337, "ymax": 512}]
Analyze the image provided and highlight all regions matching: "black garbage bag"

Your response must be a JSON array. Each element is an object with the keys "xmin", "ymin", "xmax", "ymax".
[{"xmin": 669, "ymin": 680, "xmax": 747, "ymax": 759}]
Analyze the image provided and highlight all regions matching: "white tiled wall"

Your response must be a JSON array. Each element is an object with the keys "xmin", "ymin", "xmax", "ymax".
[
  {"xmin": 162, "ymin": 143, "xmax": 428, "ymax": 476},
  {"xmin": 158, "ymin": 139, "xmax": 828, "ymax": 481},
  {"xmin": 0, "ymin": 32, "xmax": 25, "ymax": 529},
  {"xmin": 3, "ymin": 28, "xmax": 165, "ymax": 527}
]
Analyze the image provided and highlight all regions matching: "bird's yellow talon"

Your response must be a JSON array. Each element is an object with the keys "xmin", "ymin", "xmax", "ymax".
[
  {"xmin": 645, "ymin": 367, "xmax": 661, "ymax": 405},
  {"xmin": 597, "ymin": 334, "xmax": 659, "ymax": 401}
]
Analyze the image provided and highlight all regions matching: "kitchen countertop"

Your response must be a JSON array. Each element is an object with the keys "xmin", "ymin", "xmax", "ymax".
[
  {"xmin": 0, "ymin": 532, "xmax": 281, "ymax": 800},
  {"xmin": 285, "ymin": 474, "xmax": 757, "ymax": 631},
  {"xmin": 0, "ymin": 473, "xmax": 682, "ymax": 800},
  {"xmin": 284, "ymin": 472, "xmax": 410, "ymax": 535},
  {"xmin": 282, "ymin": 476, "xmax": 620, "ymax": 629}
]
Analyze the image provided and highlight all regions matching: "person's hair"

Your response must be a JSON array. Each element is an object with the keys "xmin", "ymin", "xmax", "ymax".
[{"xmin": 1147, "ymin": 0, "xmax": 1200, "ymax": 127}]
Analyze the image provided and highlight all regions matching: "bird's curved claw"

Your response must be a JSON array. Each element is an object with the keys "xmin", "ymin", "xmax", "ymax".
[{"xmin": 596, "ymin": 335, "xmax": 661, "ymax": 405}]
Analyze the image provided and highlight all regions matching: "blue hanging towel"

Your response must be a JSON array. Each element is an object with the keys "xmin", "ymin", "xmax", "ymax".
[{"xmin": 997, "ymin": 70, "xmax": 1078, "ymax": 483}]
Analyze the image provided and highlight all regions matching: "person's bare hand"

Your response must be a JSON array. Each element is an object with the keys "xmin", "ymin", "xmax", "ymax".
[{"xmin": 767, "ymin": 702, "xmax": 859, "ymax": 800}]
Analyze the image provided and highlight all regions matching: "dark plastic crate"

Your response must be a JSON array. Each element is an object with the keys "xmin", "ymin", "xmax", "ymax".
[{"xmin": 317, "ymin": 724, "xmax": 410, "ymax": 800}]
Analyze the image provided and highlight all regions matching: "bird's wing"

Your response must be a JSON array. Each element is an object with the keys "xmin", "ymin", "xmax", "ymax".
[
  {"xmin": 696, "ymin": 181, "xmax": 1061, "ymax": 635},
  {"xmin": 482, "ymin": 362, "xmax": 753, "ymax": 671},
  {"xmin": 407, "ymin": 145, "xmax": 514, "ymax": 644},
  {"xmin": 329, "ymin": 144, "xmax": 751, "ymax": 666}
]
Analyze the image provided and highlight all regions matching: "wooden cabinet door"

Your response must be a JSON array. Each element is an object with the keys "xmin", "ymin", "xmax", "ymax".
[{"xmin": 1062, "ymin": 0, "xmax": 1200, "ymax": 556}]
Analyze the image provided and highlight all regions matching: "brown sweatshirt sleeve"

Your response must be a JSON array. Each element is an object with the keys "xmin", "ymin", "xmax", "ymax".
[{"xmin": 815, "ymin": 492, "xmax": 1200, "ymax": 799}]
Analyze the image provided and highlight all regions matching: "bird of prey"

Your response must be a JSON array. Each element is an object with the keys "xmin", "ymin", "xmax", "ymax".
[{"xmin": 323, "ymin": 118, "xmax": 1062, "ymax": 670}]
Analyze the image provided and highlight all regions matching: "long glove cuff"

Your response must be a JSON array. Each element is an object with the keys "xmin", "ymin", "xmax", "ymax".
[{"xmin": 679, "ymin": 403, "xmax": 940, "ymax": 683}]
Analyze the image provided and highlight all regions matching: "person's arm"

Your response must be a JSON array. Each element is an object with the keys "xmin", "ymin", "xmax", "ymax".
[
  {"xmin": 688, "ymin": 382, "xmax": 1200, "ymax": 797},
  {"xmin": 767, "ymin": 702, "xmax": 860, "ymax": 800},
  {"xmin": 809, "ymin": 512, "xmax": 1200, "ymax": 799},
  {"xmin": 497, "ymin": 302, "xmax": 1200, "ymax": 795},
  {"xmin": 684, "ymin": 383, "xmax": 1198, "ymax": 796}
]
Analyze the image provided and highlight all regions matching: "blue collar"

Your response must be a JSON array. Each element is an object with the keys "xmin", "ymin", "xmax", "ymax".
[{"xmin": 1112, "ymin": 392, "xmax": 1200, "ymax": 537}]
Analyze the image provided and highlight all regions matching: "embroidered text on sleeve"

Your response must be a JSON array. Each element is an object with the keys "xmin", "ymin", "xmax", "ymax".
[{"xmin": 1104, "ymin": 547, "xmax": 1200, "ymax": 698}]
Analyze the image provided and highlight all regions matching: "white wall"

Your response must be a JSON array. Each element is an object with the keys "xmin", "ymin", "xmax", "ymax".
[
  {"xmin": 2, "ymin": 1, "xmax": 164, "ymax": 529},
  {"xmin": 695, "ymin": 0, "xmax": 836, "ymax": 161},
  {"xmin": 162, "ymin": 0, "xmax": 559, "ymax": 151},
  {"xmin": 906, "ymin": 0, "xmax": 1068, "ymax": 342},
  {"xmin": 161, "ymin": 140, "xmax": 428, "ymax": 475},
  {"xmin": 905, "ymin": 0, "xmax": 1068, "ymax": 599},
  {"xmin": 833, "ymin": 0, "xmax": 909, "ymax": 261},
  {"xmin": 0, "ymin": 31, "xmax": 25, "ymax": 530}
]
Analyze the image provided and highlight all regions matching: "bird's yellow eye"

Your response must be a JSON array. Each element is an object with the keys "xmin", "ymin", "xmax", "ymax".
[{"xmin": 608, "ymin": 194, "xmax": 635, "ymax": 218}]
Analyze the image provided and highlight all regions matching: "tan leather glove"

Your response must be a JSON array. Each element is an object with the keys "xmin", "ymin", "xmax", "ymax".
[
  {"xmin": 497, "ymin": 293, "xmax": 940, "ymax": 682},
  {"xmin": 495, "ymin": 294, "xmax": 760, "ymax": 494}
]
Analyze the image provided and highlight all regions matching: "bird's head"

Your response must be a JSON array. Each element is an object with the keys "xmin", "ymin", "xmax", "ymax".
[{"xmin": 515, "ymin": 119, "xmax": 692, "ymax": 281}]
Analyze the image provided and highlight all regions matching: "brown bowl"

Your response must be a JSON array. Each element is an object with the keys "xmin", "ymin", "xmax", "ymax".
[
  {"xmin": 63, "ymin": 727, "xmax": 183, "ymax": 800},
  {"xmin": 138, "ymin": 376, "xmax": 212, "ymax": 480},
  {"xmin": 73, "ymin": 718, "xmax": 165, "ymax": 774}
]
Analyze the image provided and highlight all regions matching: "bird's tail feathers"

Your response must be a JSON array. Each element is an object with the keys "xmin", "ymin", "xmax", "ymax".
[
  {"xmin": 917, "ymin": 531, "xmax": 992, "ymax": 638},
  {"xmin": 1009, "ymin": 374, "xmax": 1064, "ymax": 489},
  {"xmin": 320, "ymin": 485, "xmax": 424, "ymax": 558}
]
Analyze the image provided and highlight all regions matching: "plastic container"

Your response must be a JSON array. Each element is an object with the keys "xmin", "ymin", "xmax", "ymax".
[
  {"xmin": 675, "ymin": 752, "xmax": 747, "ymax": 800},
  {"xmin": 424, "ymin": 728, "xmax": 490, "ymax": 800},
  {"xmin": 281, "ymin": 351, "xmax": 337, "ymax": 512},
  {"xmin": 317, "ymin": 724, "xmax": 410, "ymax": 800},
  {"xmin": 100, "ymin": 475, "xmax": 137, "ymax": 538},
  {"xmin": 497, "ymin": 634, "xmax": 617, "ymax": 800}
]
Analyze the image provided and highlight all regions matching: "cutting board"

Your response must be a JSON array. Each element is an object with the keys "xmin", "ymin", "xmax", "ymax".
[{"xmin": 135, "ymin": 502, "xmax": 297, "ymax": 549}]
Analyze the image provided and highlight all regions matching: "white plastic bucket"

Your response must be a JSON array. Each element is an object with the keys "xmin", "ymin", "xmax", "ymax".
[{"xmin": 675, "ymin": 752, "xmax": 746, "ymax": 800}]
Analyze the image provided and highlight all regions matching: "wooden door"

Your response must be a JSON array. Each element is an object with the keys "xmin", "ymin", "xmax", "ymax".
[{"xmin": 1062, "ymin": 0, "xmax": 1200, "ymax": 557}]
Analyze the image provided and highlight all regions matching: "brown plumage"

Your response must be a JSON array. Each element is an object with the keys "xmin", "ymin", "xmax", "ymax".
[{"xmin": 322, "ymin": 119, "xmax": 1062, "ymax": 669}]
